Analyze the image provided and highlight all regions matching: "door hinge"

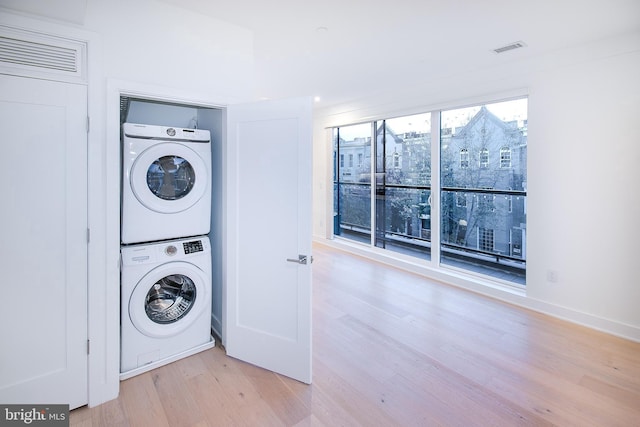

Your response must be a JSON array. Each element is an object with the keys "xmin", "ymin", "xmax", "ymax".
[
  {"xmin": 87, "ymin": 339, "xmax": 90, "ymax": 355},
  {"xmin": 87, "ymin": 228, "xmax": 90, "ymax": 243},
  {"xmin": 86, "ymin": 116, "xmax": 90, "ymax": 133}
]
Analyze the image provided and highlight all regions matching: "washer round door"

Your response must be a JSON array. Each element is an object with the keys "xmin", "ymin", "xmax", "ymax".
[
  {"xmin": 130, "ymin": 142, "xmax": 209, "ymax": 214},
  {"xmin": 129, "ymin": 261, "xmax": 209, "ymax": 338}
]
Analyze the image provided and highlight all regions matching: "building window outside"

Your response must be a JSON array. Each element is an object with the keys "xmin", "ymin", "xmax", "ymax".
[
  {"xmin": 500, "ymin": 147, "xmax": 511, "ymax": 168},
  {"xmin": 478, "ymin": 194, "xmax": 496, "ymax": 212},
  {"xmin": 460, "ymin": 149, "xmax": 469, "ymax": 168},
  {"xmin": 479, "ymin": 228, "xmax": 494, "ymax": 252},
  {"xmin": 480, "ymin": 148, "xmax": 489, "ymax": 168},
  {"xmin": 333, "ymin": 97, "xmax": 527, "ymax": 286}
]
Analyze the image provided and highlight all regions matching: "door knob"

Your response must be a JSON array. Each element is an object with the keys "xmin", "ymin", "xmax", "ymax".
[{"xmin": 286, "ymin": 255, "xmax": 309, "ymax": 265}]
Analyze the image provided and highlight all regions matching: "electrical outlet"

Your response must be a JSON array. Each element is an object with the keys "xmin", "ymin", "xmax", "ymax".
[{"xmin": 546, "ymin": 270, "xmax": 559, "ymax": 283}]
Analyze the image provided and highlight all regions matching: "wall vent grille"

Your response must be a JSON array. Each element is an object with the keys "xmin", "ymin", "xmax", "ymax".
[
  {"xmin": 0, "ymin": 36, "xmax": 77, "ymax": 72},
  {"xmin": 0, "ymin": 26, "xmax": 86, "ymax": 83},
  {"xmin": 493, "ymin": 41, "xmax": 526, "ymax": 54}
]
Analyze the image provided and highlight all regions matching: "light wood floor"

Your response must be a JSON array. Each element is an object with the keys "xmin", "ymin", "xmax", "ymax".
[{"xmin": 71, "ymin": 243, "xmax": 640, "ymax": 426}]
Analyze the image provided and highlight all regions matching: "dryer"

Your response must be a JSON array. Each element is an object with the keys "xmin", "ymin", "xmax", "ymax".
[
  {"xmin": 120, "ymin": 236, "xmax": 214, "ymax": 379},
  {"xmin": 121, "ymin": 122, "xmax": 212, "ymax": 244}
]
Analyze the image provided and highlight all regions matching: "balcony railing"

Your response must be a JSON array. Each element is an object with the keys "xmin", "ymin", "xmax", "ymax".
[{"xmin": 335, "ymin": 183, "xmax": 526, "ymax": 285}]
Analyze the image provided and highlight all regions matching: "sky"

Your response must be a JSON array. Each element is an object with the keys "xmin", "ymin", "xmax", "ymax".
[{"xmin": 336, "ymin": 97, "xmax": 528, "ymax": 141}]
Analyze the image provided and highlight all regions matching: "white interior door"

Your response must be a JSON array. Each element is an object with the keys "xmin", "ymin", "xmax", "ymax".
[
  {"xmin": 0, "ymin": 74, "xmax": 88, "ymax": 408},
  {"xmin": 225, "ymin": 97, "xmax": 313, "ymax": 383}
]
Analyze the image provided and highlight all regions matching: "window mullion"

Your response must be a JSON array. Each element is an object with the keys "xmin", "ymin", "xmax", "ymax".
[
  {"xmin": 370, "ymin": 121, "xmax": 376, "ymax": 247},
  {"xmin": 335, "ymin": 128, "xmax": 340, "ymax": 238},
  {"xmin": 430, "ymin": 111, "xmax": 441, "ymax": 266}
]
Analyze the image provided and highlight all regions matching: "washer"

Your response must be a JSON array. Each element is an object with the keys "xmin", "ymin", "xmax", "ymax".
[
  {"xmin": 121, "ymin": 122, "xmax": 212, "ymax": 244},
  {"xmin": 120, "ymin": 236, "xmax": 213, "ymax": 378}
]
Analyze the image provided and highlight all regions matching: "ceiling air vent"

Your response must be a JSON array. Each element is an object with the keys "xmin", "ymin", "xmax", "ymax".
[{"xmin": 493, "ymin": 41, "xmax": 527, "ymax": 54}]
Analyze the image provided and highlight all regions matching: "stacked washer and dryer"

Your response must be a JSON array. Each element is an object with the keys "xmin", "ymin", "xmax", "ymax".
[{"xmin": 120, "ymin": 122, "xmax": 215, "ymax": 380}]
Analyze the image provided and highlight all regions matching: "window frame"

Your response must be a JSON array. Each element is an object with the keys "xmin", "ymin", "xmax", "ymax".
[{"xmin": 331, "ymin": 95, "xmax": 527, "ymax": 287}]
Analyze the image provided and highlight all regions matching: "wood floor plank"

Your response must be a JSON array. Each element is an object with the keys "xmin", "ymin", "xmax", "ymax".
[
  {"xmin": 70, "ymin": 243, "xmax": 640, "ymax": 426},
  {"xmin": 195, "ymin": 346, "xmax": 285, "ymax": 426},
  {"xmin": 88, "ymin": 398, "xmax": 129, "ymax": 427},
  {"xmin": 236, "ymin": 361, "xmax": 311, "ymax": 426},
  {"xmin": 149, "ymin": 361, "xmax": 206, "ymax": 427},
  {"xmin": 118, "ymin": 373, "xmax": 171, "ymax": 427},
  {"xmin": 310, "ymin": 358, "xmax": 402, "ymax": 426}
]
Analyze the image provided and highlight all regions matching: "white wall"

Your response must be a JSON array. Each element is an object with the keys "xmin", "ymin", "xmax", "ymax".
[
  {"xmin": 527, "ymin": 40, "xmax": 640, "ymax": 333},
  {"xmin": 312, "ymin": 32, "xmax": 640, "ymax": 341},
  {"xmin": 84, "ymin": 0, "xmax": 254, "ymax": 103}
]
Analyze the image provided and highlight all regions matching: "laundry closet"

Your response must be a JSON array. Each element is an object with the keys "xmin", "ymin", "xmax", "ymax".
[
  {"xmin": 118, "ymin": 97, "xmax": 225, "ymax": 378},
  {"xmin": 120, "ymin": 97, "xmax": 225, "ymax": 343}
]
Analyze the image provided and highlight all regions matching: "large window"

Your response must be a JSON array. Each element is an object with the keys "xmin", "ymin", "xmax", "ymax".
[{"xmin": 332, "ymin": 97, "xmax": 527, "ymax": 286}]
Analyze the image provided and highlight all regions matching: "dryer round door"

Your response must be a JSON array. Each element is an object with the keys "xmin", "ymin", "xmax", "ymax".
[
  {"xmin": 129, "ymin": 261, "xmax": 209, "ymax": 338},
  {"xmin": 130, "ymin": 142, "xmax": 209, "ymax": 214}
]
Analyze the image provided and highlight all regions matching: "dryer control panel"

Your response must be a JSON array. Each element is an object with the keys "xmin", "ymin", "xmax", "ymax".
[{"xmin": 123, "ymin": 122, "xmax": 210, "ymax": 143}]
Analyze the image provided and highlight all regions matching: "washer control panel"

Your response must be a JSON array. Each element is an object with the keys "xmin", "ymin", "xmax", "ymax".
[
  {"xmin": 121, "ymin": 236, "xmax": 210, "ymax": 266},
  {"xmin": 183, "ymin": 240, "xmax": 204, "ymax": 254}
]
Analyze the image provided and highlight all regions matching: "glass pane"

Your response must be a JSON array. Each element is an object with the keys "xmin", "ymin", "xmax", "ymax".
[
  {"xmin": 145, "ymin": 274, "xmax": 196, "ymax": 324},
  {"xmin": 374, "ymin": 113, "xmax": 431, "ymax": 258},
  {"xmin": 441, "ymin": 98, "xmax": 527, "ymax": 191},
  {"xmin": 147, "ymin": 156, "xmax": 195, "ymax": 200},
  {"xmin": 376, "ymin": 187, "xmax": 431, "ymax": 258},
  {"xmin": 440, "ymin": 98, "xmax": 527, "ymax": 285},
  {"xmin": 440, "ymin": 190, "xmax": 526, "ymax": 284},
  {"xmin": 337, "ymin": 182, "xmax": 371, "ymax": 243},
  {"xmin": 379, "ymin": 113, "xmax": 431, "ymax": 186},
  {"xmin": 334, "ymin": 123, "xmax": 372, "ymax": 242}
]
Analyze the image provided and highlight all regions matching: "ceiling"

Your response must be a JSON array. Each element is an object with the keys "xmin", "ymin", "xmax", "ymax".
[
  {"xmin": 157, "ymin": 0, "xmax": 639, "ymax": 109},
  {"xmin": 2, "ymin": 0, "xmax": 638, "ymax": 109}
]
